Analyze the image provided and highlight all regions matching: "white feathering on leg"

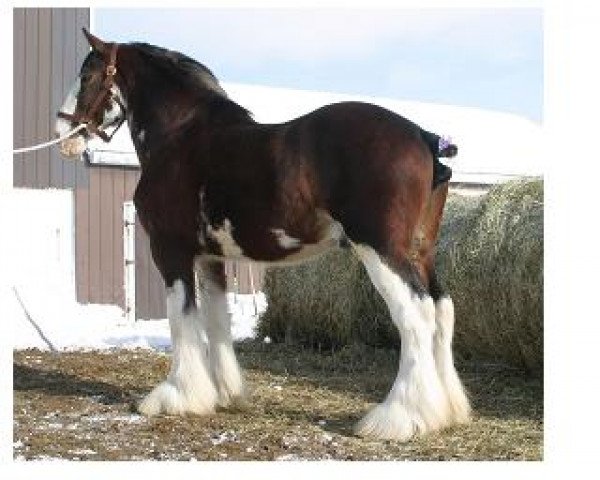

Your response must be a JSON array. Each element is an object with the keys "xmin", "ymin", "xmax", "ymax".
[
  {"xmin": 138, "ymin": 280, "xmax": 218, "ymax": 416},
  {"xmin": 434, "ymin": 296, "xmax": 471, "ymax": 424},
  {"xmin": 200, "ymin": 273, "xmax": 246, "ymax": 408},
  {"xmin": 352, "ymin": 245, "xmax": 451, "ymax": 441}
]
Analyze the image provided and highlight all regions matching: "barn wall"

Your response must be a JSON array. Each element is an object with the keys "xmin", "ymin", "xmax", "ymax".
[
  {"xmin": 75, "ymin": 167, "xmax": 138, "ymax": 307},
  {"xmin": 13, "ymin": 7, "xmax": 90, "ymax": 190}
]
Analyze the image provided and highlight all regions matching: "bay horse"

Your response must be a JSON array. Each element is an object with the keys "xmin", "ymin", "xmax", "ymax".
[{"xmin": 55, "ymin": 29, "xmax": 470, "ymax": 441}]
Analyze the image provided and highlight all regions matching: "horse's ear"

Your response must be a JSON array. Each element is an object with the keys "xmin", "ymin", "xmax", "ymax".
[{"xmin": 82, "ymin": 27, "xmax": 107, "ymax": 54}]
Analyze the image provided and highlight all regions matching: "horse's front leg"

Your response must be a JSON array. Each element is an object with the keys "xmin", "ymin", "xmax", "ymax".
[
  {"xmin": 197, "ymin": 260, "xmax": 246, "ymax": 408},
  {"xmin": 137, "ymin": 242, "xmax": 218, "ymax": 416}
]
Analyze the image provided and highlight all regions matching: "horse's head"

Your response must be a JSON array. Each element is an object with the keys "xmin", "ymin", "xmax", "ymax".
[{"xmin": 55, "ymin": 28, "xmax": 126, "ymax": 158}]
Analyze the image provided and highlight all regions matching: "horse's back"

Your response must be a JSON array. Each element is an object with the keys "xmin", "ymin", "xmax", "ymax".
[
  {"xmin": 282, "ymin": 101, "xmax": 434, "ymax": 191},
  {"xmin": 286, "ymin": 101, "xmax": 425, "ymax": 149}
]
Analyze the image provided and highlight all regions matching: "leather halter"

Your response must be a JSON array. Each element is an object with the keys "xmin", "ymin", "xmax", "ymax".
[{"xmin": 57, "ymin": 43, "xmax": 126, "ymax": 142}]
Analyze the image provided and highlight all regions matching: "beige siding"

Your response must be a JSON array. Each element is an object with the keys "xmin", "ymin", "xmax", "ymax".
[
  {"xmin": 14, "ymin": 7, "xmax": 90, "ymax": 190},
  {"xmin": 75, "ymin": 167, "xmax": 138, "ymax": 308},
  {"xmin": 36, "ymin": 9, "xmax": 52, "ymax": 188},
  {"xmin": 134, "ymin": 208, "xmax": 167, "ymax": 320},
  {"xmin": 13, "ymin": 10, "xmax": 25, "ymax": 184}
]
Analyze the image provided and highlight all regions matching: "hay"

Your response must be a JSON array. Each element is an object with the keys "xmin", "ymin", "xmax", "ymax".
[
  {"xmin": 14, "ymin": 348, "xmax": 544, "ymax": 460},
  {"xmin": 437, "ymin": 179, "xmax": 543, "ymax": 373},
  {"xmin": 259, "ymin": 179, "xmax": 543, "ymax": 373},
  {"xmin": 258, "ymin": 250, "xmax": 393, "ymax": 349}
]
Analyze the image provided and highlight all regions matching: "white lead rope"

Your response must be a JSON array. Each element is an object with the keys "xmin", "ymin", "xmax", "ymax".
[{"xmin": 12, "ymin": 123, "xmax": 87, "ymax": 155}]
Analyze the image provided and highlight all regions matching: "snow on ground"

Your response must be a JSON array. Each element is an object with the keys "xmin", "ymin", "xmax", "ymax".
[
  {"xmin": 9, "ymin": 280, "xmax": 266, "ymax": 352},
  {"xmin": 0, "ymin": 187, "xmax": 265, "ymax": 353},
  {"xmin": 1, "ymin": 189, "xmax": 267, "ymax": 352}
]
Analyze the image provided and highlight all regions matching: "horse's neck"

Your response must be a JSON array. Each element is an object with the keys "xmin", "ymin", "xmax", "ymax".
[
  {"xmin": 126, "ymin": 85, "xmax": 191, "ymax": 130},
  {"xmin": 121, "ymin": 78, "xmax": 251, "ymax": 168},
  {"xmin": 119, "ymin": 82, "xmax": 196, "ymax": 167}
]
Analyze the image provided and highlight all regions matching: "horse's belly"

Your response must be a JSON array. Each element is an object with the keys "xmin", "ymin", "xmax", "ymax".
[
  {"xmin": 261, "ymin": 234, "xmax": 339, "ymax": 266},
  {"xmin": 197, "ymin": 213, "xmax": 346, "ymax": 266}
]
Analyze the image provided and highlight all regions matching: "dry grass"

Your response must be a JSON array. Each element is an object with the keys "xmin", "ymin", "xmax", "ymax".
[
  {"xmin": 259, "ymin": 179, "xmax": 543, "ymax": 373},
  {"xmin": 439, "ymin": 179, "xmax": 543, "ymax": 373},
  {"xmin": 13, "ymin": 344, "xmax": 542, "ymax": 461},
  {"xmin": 259, "ymin": 251, "xmax": 393, "ymax": 349}
]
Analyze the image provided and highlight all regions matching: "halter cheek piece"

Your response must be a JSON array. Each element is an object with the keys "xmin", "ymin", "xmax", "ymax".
[{"xmin": 57, "ymin": 43, "xmax": 126, "ymax": 143}]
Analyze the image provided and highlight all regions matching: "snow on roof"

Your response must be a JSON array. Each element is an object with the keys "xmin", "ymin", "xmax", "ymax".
[{"xmin": 88, "ymin": 83, "xmax": 543, "ymax": 184}]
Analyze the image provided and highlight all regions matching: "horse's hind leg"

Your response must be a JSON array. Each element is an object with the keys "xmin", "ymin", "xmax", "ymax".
[
  {"xmin": 420, "ymin": 183, "xmax": 471, "ymax": 424},
  {"xmin": 352, "ymin": 244, "xmax": 451, "ymax": 440},
  {"xmin": 196, "ymin": 260, "xmax": 245, "ymax": 408},
  {"xmin": 431, "ymin": 285, "xmax": 471, "ymax": 424},
  {"xmin": 138, "ymin": 241, "xmax": 218, "ymax": 416}
]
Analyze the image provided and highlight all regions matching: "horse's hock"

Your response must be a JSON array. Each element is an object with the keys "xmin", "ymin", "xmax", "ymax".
[{"xmin": 259, "ymin": 178, "xmax": 544, "ymax": 374}]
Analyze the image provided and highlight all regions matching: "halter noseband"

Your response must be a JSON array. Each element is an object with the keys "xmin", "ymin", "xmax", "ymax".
[{"xmin": 57, "ymin": 43, "xmax": 126, "ymax": 143}]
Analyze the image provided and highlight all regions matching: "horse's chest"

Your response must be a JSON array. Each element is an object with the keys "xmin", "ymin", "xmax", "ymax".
[{"xmin": 134, "ymin": 175, "xmax": 198, "ymax": 239}]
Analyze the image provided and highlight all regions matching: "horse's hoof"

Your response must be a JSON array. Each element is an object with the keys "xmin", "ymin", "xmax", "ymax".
[
  {"xmin": 138, "ymin": 381, "xmax": 216, "ymax": 416},
  {"xmin": 354, "ymin": 401, "xmax": 428, "ymax": 441},
  {"xmin": 447, "ymin": 389, "xmax": 472, "ymax": 424},
  {"xmin": 211, "ymin": 351, "xmax": 246, "ymax": 409},
  {"xmin": 216, "ymin": 385, "xmax": 247, "ymax": 410}
]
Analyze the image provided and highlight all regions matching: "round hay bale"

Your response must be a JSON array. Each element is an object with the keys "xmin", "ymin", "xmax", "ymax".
[
  {"xmin": 258, "ymin": 249, "xmax": 393, "ymax": 349},
  {"xmin": 259, "ymin": 179, "xmax": 543, "ymax": 374},
  {"xmin": 437, "ymin": 179, "xmax": 543, "ymax": 373}
]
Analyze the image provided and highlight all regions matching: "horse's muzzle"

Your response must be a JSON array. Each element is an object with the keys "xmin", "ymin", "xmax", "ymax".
[{"xmin": 58, "ymin": 134, "xmax": 87, "ymax": 158}]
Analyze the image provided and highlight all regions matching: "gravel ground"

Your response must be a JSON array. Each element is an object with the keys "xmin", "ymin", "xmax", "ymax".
[{"xmin": 13, "ymin": 341, "xmax": 543, "ymax": 461}]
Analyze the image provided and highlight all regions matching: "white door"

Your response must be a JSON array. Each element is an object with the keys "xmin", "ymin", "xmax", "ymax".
[{"xmin": 123, "ymin": 201, "xmax": 136, "ymax": 322}]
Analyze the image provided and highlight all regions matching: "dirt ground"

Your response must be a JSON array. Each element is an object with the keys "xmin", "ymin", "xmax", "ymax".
[{"xmin": 13, "ymin": 341, "xmax": 543, "ymax": 461}]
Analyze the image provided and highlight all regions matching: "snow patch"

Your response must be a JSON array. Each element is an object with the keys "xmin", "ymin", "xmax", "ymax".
[
  {"xmin": 82, "ymin": 413, "xmax": 146, "ymax": 424},
  {"xmin": 210, "ymin": 430, "xmax": 239, "ymax": 445},
  {"xmin": 10, "ymin": 284, "xmax": 266, "ymax": 352},
  {"xmin": 276, "ymin": 454, "xmax": 303, "ymax": 461},
  {"xmin": 69, "ymin": 448, "xmax": 97, "ymax": 456},
  {"xmin": 2, "ymin": 188, "xmax": 267, "ymax": 353}
]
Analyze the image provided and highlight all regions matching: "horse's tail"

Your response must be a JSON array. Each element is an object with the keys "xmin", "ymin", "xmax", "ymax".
[{"xmin": 420, "ymin": 128, "xmax": 457, "ymax": 188}]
